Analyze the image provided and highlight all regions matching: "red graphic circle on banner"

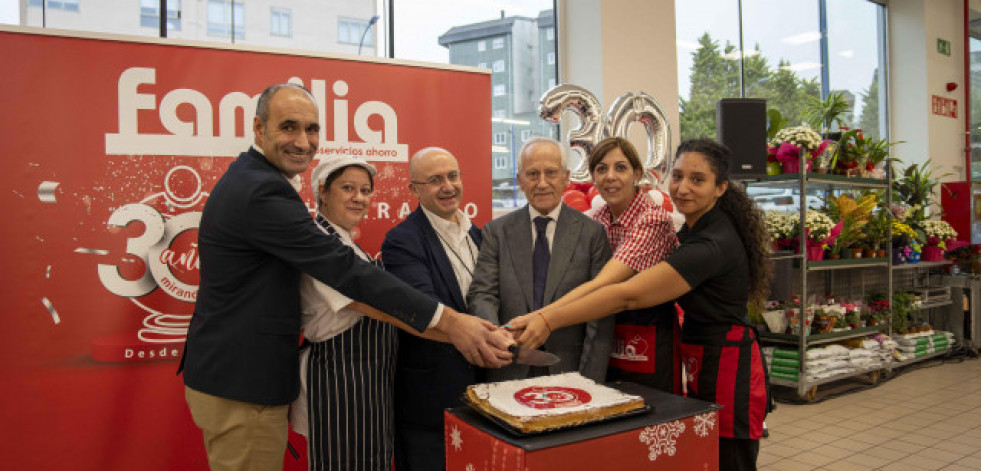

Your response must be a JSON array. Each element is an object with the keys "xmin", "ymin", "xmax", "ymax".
[{"xmin": 514, "ymin": 386, "xmax": 592, "ymax": 409}]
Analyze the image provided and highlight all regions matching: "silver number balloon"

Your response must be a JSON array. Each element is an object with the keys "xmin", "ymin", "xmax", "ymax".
[
  {"xmin": 604, "ymin": 92, "xmax": 672, "ymax": 186},
  {"xmin": 538, "ymin": 84, "xmax": 605, "ymax": 183}
]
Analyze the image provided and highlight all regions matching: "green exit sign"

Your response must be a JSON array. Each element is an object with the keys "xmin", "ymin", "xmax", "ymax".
[{"xmin": 938, "ymin": 38, "xmax": 951, "ymax": 56}]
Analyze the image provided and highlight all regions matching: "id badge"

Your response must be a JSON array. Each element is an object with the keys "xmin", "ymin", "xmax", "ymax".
[{"xmin": 609, "ymin": 323, "xmax": 657, "ymax": 373}]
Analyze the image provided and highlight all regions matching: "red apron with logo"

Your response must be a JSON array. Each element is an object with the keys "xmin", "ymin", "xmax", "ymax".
[
  {"xmin": 608, "ymin": 303, "xmax": 681, "ymax": 394},
  {"xmin": 680, "ymin": 323, "xmax": 767, "ymax": 440}
]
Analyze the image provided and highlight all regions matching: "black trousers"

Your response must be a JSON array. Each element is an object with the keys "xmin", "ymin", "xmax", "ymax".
[{"xmin": 719, "ymin": 437, "xmax": 759, "ymax": 471}]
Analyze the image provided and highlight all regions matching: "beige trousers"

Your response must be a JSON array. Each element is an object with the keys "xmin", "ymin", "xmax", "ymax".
[{"xmin": 185, "ymin": 386, "xmax": 290, "ymax": 471}]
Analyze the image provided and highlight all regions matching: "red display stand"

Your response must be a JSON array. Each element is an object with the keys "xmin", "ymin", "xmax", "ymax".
[
  {"xmin": 941, "ymin": 181, "xmax": 981, "ymax": 244},
  {"xmin": 445, "ymin": 382, "xmax": 721, "ymax": 471}
]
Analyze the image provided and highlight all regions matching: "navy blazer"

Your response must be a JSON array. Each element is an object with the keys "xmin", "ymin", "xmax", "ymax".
[
  {"xmin": 381, "ymin": 207, "xmax": 482, "ymax": 430},
  {"xmin": 181, "ymin": 149, "xmax": 438, "ymax": 406}
]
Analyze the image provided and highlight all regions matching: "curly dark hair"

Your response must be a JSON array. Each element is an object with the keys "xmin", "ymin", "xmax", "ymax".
[{"xmin": 675, "ymin": 139, "xmax": 772, "ymax": 306}]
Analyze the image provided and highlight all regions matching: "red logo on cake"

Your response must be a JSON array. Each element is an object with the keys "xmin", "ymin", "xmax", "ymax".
[{"xmin": 514, "ymin": 386, "xmax": 592, "ymax": 409}]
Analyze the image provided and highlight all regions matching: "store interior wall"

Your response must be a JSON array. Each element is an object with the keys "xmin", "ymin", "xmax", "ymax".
[
  {"xmin": 889, "ymin": 0, "xmax": 967, "ymax": 180},
  {"xmin": 557, "ymin": 0, "xmax": 681, "ymax": 181}
]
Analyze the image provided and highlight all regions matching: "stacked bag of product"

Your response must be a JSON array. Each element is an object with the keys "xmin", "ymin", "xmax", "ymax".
[
  {"xmin": 893, "ymin": 330, "xmax": 954, "ymax": 361},
  {"xmin": 763, "ymin": 345, "xmax": 855, "ymax": 382},
  {"xmin": 841, "ymin": 336, "xmax": 891, "ymax": 369}
]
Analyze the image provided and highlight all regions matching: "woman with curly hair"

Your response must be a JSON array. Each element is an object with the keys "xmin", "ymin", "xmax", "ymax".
[{"xmin": 510, "ymin": 138, "xmax": 772, "ymax": 471}]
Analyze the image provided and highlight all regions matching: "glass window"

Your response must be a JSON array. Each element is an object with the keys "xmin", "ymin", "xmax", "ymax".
[
  {"xmin": 675, "ymin": 0, "xmax": 885, "ymax": 142},
  {"xmin": 521, "ymin": 129, "xmax": 532, "ymax": 141},
  {"xmin": 477, "ymin": 62, "xmax": 488, "ymax": 69},
  {"xmin": 270, "ymin": 7, "xmax": 291, "ymax": 37},
  {"xmin": 208, "ymin": 0, "xmax": 244, "ymax": 40},
  {"xmin": 141, "ymin": 0, "xmax": 181, "ymax": 31},
  {"xmin": 547, "ymin": 52, "xmax": 555, "ymax": 65},
  {"xmin": 395, "ymin": 2, "xmax": 557, "ymax": 210},
  {"xmin": 18, "ymin": 1, "xmax": 379, "ymax": 52}
]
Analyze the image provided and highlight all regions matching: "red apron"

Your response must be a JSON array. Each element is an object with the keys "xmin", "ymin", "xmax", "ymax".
[
  {"xmin": 607, "ymin": 303, "xmax": 681, "ymax": 395},
  {"xmin": 680, "ymin": 324, "xmax": 768, "ymax": 440}
]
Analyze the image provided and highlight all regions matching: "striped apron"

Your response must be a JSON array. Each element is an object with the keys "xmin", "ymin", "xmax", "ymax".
[{"xmin": 304, "ymin": 216, "xmax": 399, "ymax": 471}]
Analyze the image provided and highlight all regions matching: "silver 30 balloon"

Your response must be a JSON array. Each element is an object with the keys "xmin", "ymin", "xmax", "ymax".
[{"xmin": 539, "ymin": 84, "xmax": 671, "ymax": 185}]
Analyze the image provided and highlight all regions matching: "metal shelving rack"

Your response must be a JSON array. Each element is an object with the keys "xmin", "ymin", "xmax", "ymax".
[{"xmin": 748, "ymin": 154, "xmax": 892, "ymax": 401}]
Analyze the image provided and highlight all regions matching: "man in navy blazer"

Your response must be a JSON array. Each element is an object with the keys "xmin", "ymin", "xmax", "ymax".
[
  {"xmin": 180, "ymin": 85, "xmax": 512, "ymax": 471},
  {"xmin": 382, "ymin": 147, "xmax": 483, "ymax": 471}
]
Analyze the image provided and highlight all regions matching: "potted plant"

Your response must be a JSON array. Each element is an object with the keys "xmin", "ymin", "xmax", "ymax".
[
  {"xmin": 804, "ymin": 91, "xmax": 852, "ymax": 136},
  {"xmin": 920, "ymin": 220, "xmax": 958, "ymax": 262},
  {"xmin": 893, "ymin": 162, "xmax": 952, "ymax": 227},
  {"xmin": 845, "ymin": 310, "xmax": 860, "ymax": 329},
  {"xmin": 768, "ymin": 125, "xmax": 828, "ymax": 174},
  {"xmin": 832, "ymin": 316, "xmax": 848, "ymax": 332},
  {"xmin": 892, "ymin": 291, "xmax": 915, "ymax": 335}
]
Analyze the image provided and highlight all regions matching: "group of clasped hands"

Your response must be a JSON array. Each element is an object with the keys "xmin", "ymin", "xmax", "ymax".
[{"xmin": 462, "ymin": 310, "xmax": 555, "ymax": 368}]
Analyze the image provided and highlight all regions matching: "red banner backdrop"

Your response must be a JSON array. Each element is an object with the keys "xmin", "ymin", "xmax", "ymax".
[{"xmin": 0, "ymin": 27, "xmax": 491, "ymax": 470}]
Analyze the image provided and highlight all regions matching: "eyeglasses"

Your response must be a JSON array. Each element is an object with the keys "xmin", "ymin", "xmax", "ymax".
[{"xmin": 411, "ymin": 171, "xmax": 462, "ymax": 186}]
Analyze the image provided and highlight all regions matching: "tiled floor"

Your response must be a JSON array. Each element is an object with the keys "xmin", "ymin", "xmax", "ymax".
[{"xmin": 760, "ymin": 356, "xmax": 981, "ymax": 470}]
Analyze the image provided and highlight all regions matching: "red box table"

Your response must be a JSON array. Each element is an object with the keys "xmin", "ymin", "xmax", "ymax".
[{"xmin": 445, "ymin": 382, "xmax": 721, "ymax": 470}]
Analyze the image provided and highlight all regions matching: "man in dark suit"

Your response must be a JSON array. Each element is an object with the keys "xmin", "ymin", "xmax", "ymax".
[
  {"xmin": 382, "ymin": 147, "xmax": 482, "ymax": 471},
  {"xmin": 468, "ymin": 137, "xmax": 614, "ymax": 382},
  {"xmin": 180, "ymin": 84, "xmax": 512, "ymax": 471}
]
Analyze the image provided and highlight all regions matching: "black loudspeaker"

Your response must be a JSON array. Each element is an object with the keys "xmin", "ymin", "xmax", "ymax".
[{"xmin": 716, "ymin": 98, "xmax": 767, "ymax": 180}]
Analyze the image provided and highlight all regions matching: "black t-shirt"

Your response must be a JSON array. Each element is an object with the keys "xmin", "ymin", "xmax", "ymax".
[{"xmin": 666, "ymin": 205, "xmax": 749, "ymax": 333}]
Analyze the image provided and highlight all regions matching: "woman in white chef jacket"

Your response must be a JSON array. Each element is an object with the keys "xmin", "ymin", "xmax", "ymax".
[{"xmin": 292, "ymin": 156, "xmax": 440, "ymax": 471}]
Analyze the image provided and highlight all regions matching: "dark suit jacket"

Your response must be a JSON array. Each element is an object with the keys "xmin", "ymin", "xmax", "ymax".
[
  {"xmin": 468, "ymin": 204, "xmax": 614, "ymax": 382},
  {"xmin": 381, "ymin": 206, "xmax": 482, "ymax": 430},
  {"xmin": 181, "ymin": 148, "xmax": 437, "ymax": 406}
]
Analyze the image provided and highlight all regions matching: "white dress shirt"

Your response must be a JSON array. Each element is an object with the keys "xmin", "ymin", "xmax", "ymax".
[
  {"xmin": 528, "ymin": 203, "xmax": 563, "ymax": 251},
  {"xmin": 422, "ymin": 206, "xmax": 478, "ymax": 300}
]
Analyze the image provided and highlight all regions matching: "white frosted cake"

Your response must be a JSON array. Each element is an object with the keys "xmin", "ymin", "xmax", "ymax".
[{"xmin": 464, "ymin": 372, "xmax": 645, "ymax": 433}]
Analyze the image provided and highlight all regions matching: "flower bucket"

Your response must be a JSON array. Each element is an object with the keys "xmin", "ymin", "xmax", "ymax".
[
  {"xmin": 782, "ymin": 159, "xmax": 811, "ymax": 174},
  {"xmin": 788, "ymin": 307, "xmax": 814, "ymax": 336},
  {"xmin": 766, "ymin": 161, "xmax": 782, "ymax": 176},
  {"xmin": 806, "ymin": 245, "xmax": 825, "ymax": 261},
  {"xmin": 762, "ymin": 310, "xmax": 788, "ymax": 334},
  {"xmin": 922, "ymin": 245, "xmax": 945, "ymax": 262},
  {"xmin": 908, "ymin": 251, "xmax": 921, "ymax": 264}
]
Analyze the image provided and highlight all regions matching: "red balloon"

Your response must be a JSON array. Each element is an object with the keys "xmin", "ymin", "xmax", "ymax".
[
  {"xmin": 562, "ymin": 190, "xmax": 589, "ymax": 212},
  {"xmin": 586, "ymin": 186, "xmax": 600, "ymax": 202},
  {"xmin": 564, "ymin": 182, "xmax": 578, "ymax": 192}
]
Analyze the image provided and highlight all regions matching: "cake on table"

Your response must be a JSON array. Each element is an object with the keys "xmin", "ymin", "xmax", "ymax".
[{"xmin": 464, "ymin": 372, "xmax": 646, "ymax": 433}]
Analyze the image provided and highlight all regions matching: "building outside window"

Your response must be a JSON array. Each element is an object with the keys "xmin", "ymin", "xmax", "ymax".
[
  {"xmin": 140, "ymin": 0, "xmax": 181, "ymax": 31},
  {"xmin": 207, "ymin": 0, "xmax": 244, "ymax": 40},
  {"xmin": 494, "ymin": 154, "xmax": 509, "ymax": 169},
  {"xmin": 494, "ymin": 132, "xmax": 507, "ymax": 145},
  {"xmin": 493, "ymin": 84, "xmax": 506, "ymax": 96},
  {"xmin": 478, "ymin": 40, "xmax": 486, "ymax": 51},
  {"xmin": 546, "ymin": 52, "xmax": 555, "ymax": 65},
  {"xmin": 270, "ymin": 7, "xmax": 291, "ymax": 37},
  {"xmin": 477, "ymin": 62, "xmax": 488, "ymax": 69},
  {"xmin": 492, "ymin": 37, "xmax": 504, "ymax": 49},
  {"xmin": 493, "ymin": 60, "xmax": 505, "ymax": 72},
  {"xmin": 546, "ymin": 27, "xmax": 554, "ymax": 41},
  {"xmin": 338, "ymin": 17, "xmax": 374, "ymax": 46},
  {"xmin": 493, "ymin": 109, "xmax": 506, "ymax": 119},
  {"xmin": 521, "ymin": 129, "xmax": 532, "ymax": 142},
  {"xmin": 29, "ymin": 0, "xmax": 80, "ymax": 11}
]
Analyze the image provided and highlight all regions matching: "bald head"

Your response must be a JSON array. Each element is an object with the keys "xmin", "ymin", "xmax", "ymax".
[{"xmin": 409, "ymin": 147, "xmax": 463, "ymax": 221}]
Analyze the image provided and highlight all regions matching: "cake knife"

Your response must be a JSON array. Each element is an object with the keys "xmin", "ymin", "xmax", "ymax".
[{"xmin": 509, "ymin": 345, "xmax": 561, "ymax": 366}]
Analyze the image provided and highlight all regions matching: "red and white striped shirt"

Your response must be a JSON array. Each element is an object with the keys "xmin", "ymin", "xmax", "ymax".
[{"xmin": 593, "ymin": 191, "xmax": 678, "ymax": 272}]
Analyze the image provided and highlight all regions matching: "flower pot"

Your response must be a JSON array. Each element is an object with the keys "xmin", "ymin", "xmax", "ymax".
[
  {"xmin": 762, "ymin": 310, "xmax": 788, "ymax": 335},
  {"xmin": 840, "ymin": 248, "xmax": 852, "ymax": 259},
  {"xmin": 908, "ymin": 251, "xmax": 921, "ymax": 264},
  {"xmin": 892, "ymin": 249, "xmax": 906, "ymax": 265},
  {"xmin": 828, "ymin": 253, "xmax": 840, "ymax": 260},
  {"xmin": 863, "ymin": 249, "xmax": 876, "ymax": 259},
  {"xmin": 850, "ymin": 248, "xmax": 864, "ymax": 259},
  {"xmin": 922, "ymin": 245, "xmax": 945, "ymax": 262},
  {"xmin": 876, "ymin": 249, "xmax": 886, "ymax": 258},
  {"xmin": 806, "ymin": 246, "xmax": 825, "ymax": 261},
  {"xmin": 766, "ymin": 161, "xmax": 782, "ymax": 176}
]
